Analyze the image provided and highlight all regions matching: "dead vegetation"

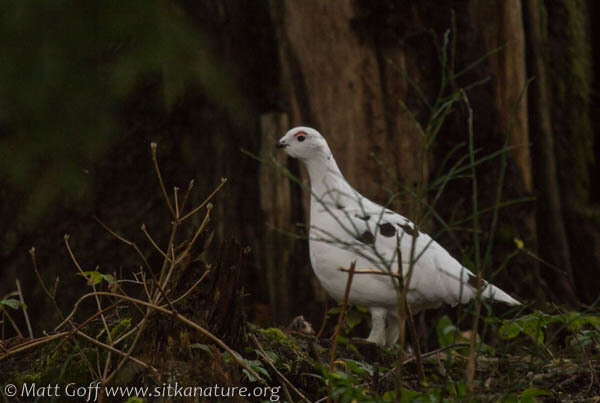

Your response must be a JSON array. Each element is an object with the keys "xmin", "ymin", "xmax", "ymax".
[{"xmin": 1, "ymin": 143, "xmax": 599, "ymax": 403}]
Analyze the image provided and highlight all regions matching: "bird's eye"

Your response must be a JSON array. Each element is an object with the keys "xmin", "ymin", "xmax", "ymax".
[{"xmin": 297, "ymin": 135, "xmax": 305, "ymax": 142}]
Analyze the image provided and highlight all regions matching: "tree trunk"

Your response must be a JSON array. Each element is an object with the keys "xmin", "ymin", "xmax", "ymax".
[
  {"xmin": 545, "ymin": 0, "xmax": 599, "ymax": 304},
  {"xmin": 525, "ymin": 0, "xmax": 578, "ymax": 304}
]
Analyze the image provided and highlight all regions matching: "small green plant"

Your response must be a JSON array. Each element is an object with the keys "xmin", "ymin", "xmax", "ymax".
[{"xmin": 499, "ymin": 310, "xmax": 600, "ymax": 344}]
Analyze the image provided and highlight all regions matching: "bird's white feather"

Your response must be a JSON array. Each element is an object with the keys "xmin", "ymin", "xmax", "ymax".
[{"xmin": 277, "ymin": 126, "xmax": 520, "ymax": 346}]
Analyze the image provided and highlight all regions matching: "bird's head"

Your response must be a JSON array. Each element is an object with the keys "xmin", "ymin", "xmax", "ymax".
[{"xmin": 276, "ymin": 126, "xmax": 329, "ymax": 160}]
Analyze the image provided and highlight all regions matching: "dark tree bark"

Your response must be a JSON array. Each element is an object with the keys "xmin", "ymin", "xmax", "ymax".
[
  {"xmin": 545, "ymin": 0, "xmax": 600, "ymax": 303},
  {"xmin": 525, "ymin": 0, "xmax": 578, "ymax": 304}
]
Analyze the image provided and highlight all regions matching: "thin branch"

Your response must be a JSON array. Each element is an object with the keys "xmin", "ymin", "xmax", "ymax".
[
  {"xmin": 338, "ymin": 267, "xmax": 401, "ymax": 278},
  {"xmin": 315, "ymin": 300, "xmax": 329, "ymax": 341},
  {"xmin": 57, "ymin": 291, "xmax": 266, "ymax": 384},
  {"xmin": 179, "ymin": 177, "xmax": 227, "ymax": 223},
  {"xmin": 151, "ymin": 142, "xmax": 175, "ymax": 217},
  {"xmin": 180, "ymin": 180, "xmax": 195, "ymax": 214},
  {"xmin": 167, "ymin": 270, "xmax": 210, "ymax": 306},
  {"xmin": 174, "ymin": 187, "xmax": 180, "ymax": 220},
  {"xmin": 406, "ymin": 304, "xmax": 424, "ymax": 380},
  {"xmin": 75, "ymin": 328, "xmax": 158, "ymax": 377},
  {"xmin": 141, "ymin": 224, "xmax": 171, "ymax": 261},
  {"xmin": 0, "ymin": 332, "xmax": 69, "ymax": 361},
  {"xmin": 93, "ymin": 216, "xmax": 175, "ymax": 312},
  {"xmin": 15, "ymin": 279, "xmax": 33, "ymax": 339},
  {"xmin": 251, "ymin": 334, "xmax": 310, "ymax": 403},
  {"xmin": 64, "ymin": 234, "xmax": 86, "ymax": 276},
  {"xmin": 329, "ymin": 261, "xmax": 356, "ymax": 368}
]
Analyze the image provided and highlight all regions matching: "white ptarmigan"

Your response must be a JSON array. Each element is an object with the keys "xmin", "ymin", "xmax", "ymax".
[{"xmin": 277, "ymin": 126, "xmax": 520, "ymax": 347}]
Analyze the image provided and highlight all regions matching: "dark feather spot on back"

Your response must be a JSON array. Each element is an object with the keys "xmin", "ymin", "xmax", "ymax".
[
  {"xmin": 398, "ymin": 223, "xmax": 418, "ymax": 236},
  {"xmin": 355, "ymin": 214, "xmax": 370, "ymax": 221},
  {"xmin": 336, "ymin": 203, "xmax": 345, "ymax": 209},
  {"xmin": 379, "ymin": 222, "xmax": 396, "ymax": 237},
  {"xmin": 467, "ymin": 274, "xmax": 488, "ymax": 289},
  {"xmin": 357, "ymin": 230, "xmax": 375, "ymax": 244}
]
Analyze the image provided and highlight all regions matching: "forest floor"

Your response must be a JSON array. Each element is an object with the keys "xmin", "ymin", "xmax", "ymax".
[{"xmin": 1, "ymin": 304, "xmax": 599, "ymax": 402}]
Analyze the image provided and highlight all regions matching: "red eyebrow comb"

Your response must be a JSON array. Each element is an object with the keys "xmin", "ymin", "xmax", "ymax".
[{"xmin": 293, "ymin": 131, "xmax": 307, "ymax": 137}]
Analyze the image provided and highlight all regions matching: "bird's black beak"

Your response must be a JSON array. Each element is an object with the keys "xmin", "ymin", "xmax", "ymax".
[{"xmin": 276, "ymin": 140, "xmax": 288, "ymax": 149}]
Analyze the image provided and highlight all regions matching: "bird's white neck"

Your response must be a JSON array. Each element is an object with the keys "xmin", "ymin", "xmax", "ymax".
[{"xmin": 302, "ymin": 150, "xmax": 354, "ymax": 207}]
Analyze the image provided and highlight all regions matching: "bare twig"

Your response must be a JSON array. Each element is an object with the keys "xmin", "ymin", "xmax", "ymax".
[
  {"xmin": 406, "ymin": 304, "xmax": 424, "ymax": 380},
  {"xmin": 64, "ymin": 234, "xmax": 86, "ymax": 276},
  {"xmin": 168, "ymin": 270, "xmax": 210, "ymax": 306},
  {"xmin": 0, "ymin": 332, "xmax": 69, "ymax": 361},
  {"xmin": 15, "ymin": 279, "xmax": 33, "ymax": 339},
  {"xmin": 329, "ymin": 262, "xmax": 356, "ymax": 367},
  {"xmin": 105, "ymin": 311, "xmax": 152, "ymax": 384},
  {"xmin": 338, "ymin": 267, "xmax": 401, "ymax": 278},
  {"xmin": 179, "ymin": 180, "xmax": 195, "ymax": 214},
  {"xmin": 57, "ymin": 291, "xmax": 266, "ymax": 384},
  {"xmin": 141, "ymin": 224, "xmax": 171, "ymax": 261},
  {"xmin": 179, "ymin": 177, "xmax": 227, "ymax": 223},
  {"xmin": 151, "ymin": 142, "xmax": 175, "ymax": 217},
  {"xmin": 174, "ymin": 187, "xmax": 180, "ymax": 219},
  {"xmin": 93, "ymin": 216, "xmax": 175, "ymax": 313},
  {"xmin": 315, "ymin": 300, "xmax": 329, "ymax": 341},
  {"xmin": 2, "ymin": 309, "xmax": 24, "ymax": 338},
  {"xmin": 75, "ymin": 328, "xmax": 158, "ymax": 377},
  {"xmin": 327, "ymin": 262, "xmax": 356, "ymax": 403},
  {"xmin": 251, "ymin": 334, "xmax": 310, "ymax": 403}
]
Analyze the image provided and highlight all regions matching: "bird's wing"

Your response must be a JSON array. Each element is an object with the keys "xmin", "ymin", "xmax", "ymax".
[{"xmin": 334, "ymin": 198, "xmax": 520, "ymax": 308}]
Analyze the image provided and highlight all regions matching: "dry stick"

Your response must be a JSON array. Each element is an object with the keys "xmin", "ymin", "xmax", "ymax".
[
  {"xmin": 466, "ymin": 270, "xmax": 483, "ymax": 391},
  {"xmin": 75, "ymin": 328, "xmax": 158, "ymax": 377},
  {"xmin": 251, "ymin": 334, "xmax": 311, "ymax": 403},
  {"xmin": 93, "ymin": 217, "xmax": 176, "ymax": 314},
  {"xmin": 179, "ymin": 177, "xmax": 227, "ymax": 223},
  {"xmin": 105, "ymin": 310, "xmax": 152, "ymax": 384},
  {"xmin": 167, "ymin": 270, "xmax": 210, "ymax": 306},
  {"xmin": 174, "ymin": 186, "xmax": 180, "ymax": 219},
  {"xmin": 156, "ymin": 221, "xmax": 179, "ymax": 291},
  {"xmin": 141, "ymin": 224, "xmax": 171, "ymax": 261},
  {"xmin": 315, "ymin": 300, "xmax": 329, "ymax": 341},
  {"xmin": 169, "ymin": 204, "xmax": 212, "ymax": 270},
  {"xmin": 405, "ymin": 304, "xmax": 424, "ymax": 380},
  {"xmin": 179, "ymin": 180, "xmax": 195, "ymax": 214},
  {"xmin": 379, "ymin": 342, "xmax": 471, "ymax": 382},
  {"xmin": 59, "ymin": 291, "xmax": 266, "ymax": 384},
  {"xmin": 15, "ymin": 279, "xmax": 33, "ymax": 339},
  {"xmin": 51, "ymin": 301, "xmax": 123, "ymax": 359},
  {"xmin": 338, "ymin": 268, "xmax": 401, "ymax": 278},
  {"xmin": 396, "ymin": 225, "xmax": 420, "ymax": 387},
  {"xmin": 327, "ymin": 262, "xmax": 356, "ymax": 403},
  {"xmin": 64, "ymin": 235, "xmax": 115, "ymax": 373},
  {"xmin": 29, "ymin": 247, "xmax": 63, "ymax": 316},
  {"xmin": 0, "ymin": 332, "xmax": 69, "ymax": 360},
  {"xmin": 151, "ymin": 142, "xmax": 175, "ymax": 217},
  {"xmin": 91, "ymin": 282, "xmax": 113, "ymax": 381}
]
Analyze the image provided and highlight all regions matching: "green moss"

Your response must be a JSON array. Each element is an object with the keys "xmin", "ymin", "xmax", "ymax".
[
  {"xmin": 257, "ymin": 327, "xmax": 288, "ymax": 342},
  {"xmin": 13, "ymin": 341, "xmax": 94, "ymax": 388}
]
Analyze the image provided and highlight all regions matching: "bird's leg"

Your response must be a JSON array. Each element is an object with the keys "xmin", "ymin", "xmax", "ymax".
[
  {"xmin": 385, "ymin": 309, "xmax": 400, "ymax": 346},
  {"xmin": 366, "ymin": 307, "xmax": 387, "ymax": 346}
]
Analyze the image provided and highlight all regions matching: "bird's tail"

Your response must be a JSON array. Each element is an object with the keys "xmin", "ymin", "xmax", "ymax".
[{"xmin": 482, "ymin": 284, "xmax": 521, "ymax": 306}]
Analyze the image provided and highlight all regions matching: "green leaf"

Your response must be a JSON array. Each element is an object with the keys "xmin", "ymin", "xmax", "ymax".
[
  {"xmin": 79, "ymin": 271, "xmax": 103, "ymax": 285},
  {"xmin": 78, "ymin": 270, "xmax": 116, "ymax": 286},
  {"xmin": 436, "ymin": 315, "xmax": 458, "ymax": 347},
  {"xmin": 0, "ymin": 298, "xmax": 21, "ymax": 310},
  {"xmin": 190, "ymin": 343, "xmax": 212, "ymax": 356},
  {"xmin": 499, "ymin": 321, "xmax": 522, "ymax": 339},
  {"xmin": 345, "ymin": 308, "xmax": 364, "ymax": 330},
  {"xmin": 519, "ymin": 387, "xmax": 551, "ymax": 403}
]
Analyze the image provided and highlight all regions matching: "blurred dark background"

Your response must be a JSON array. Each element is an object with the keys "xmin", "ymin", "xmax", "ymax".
[{"xmin": 1, "ymin": 0, "xmax": 598, "ymax": 334}]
